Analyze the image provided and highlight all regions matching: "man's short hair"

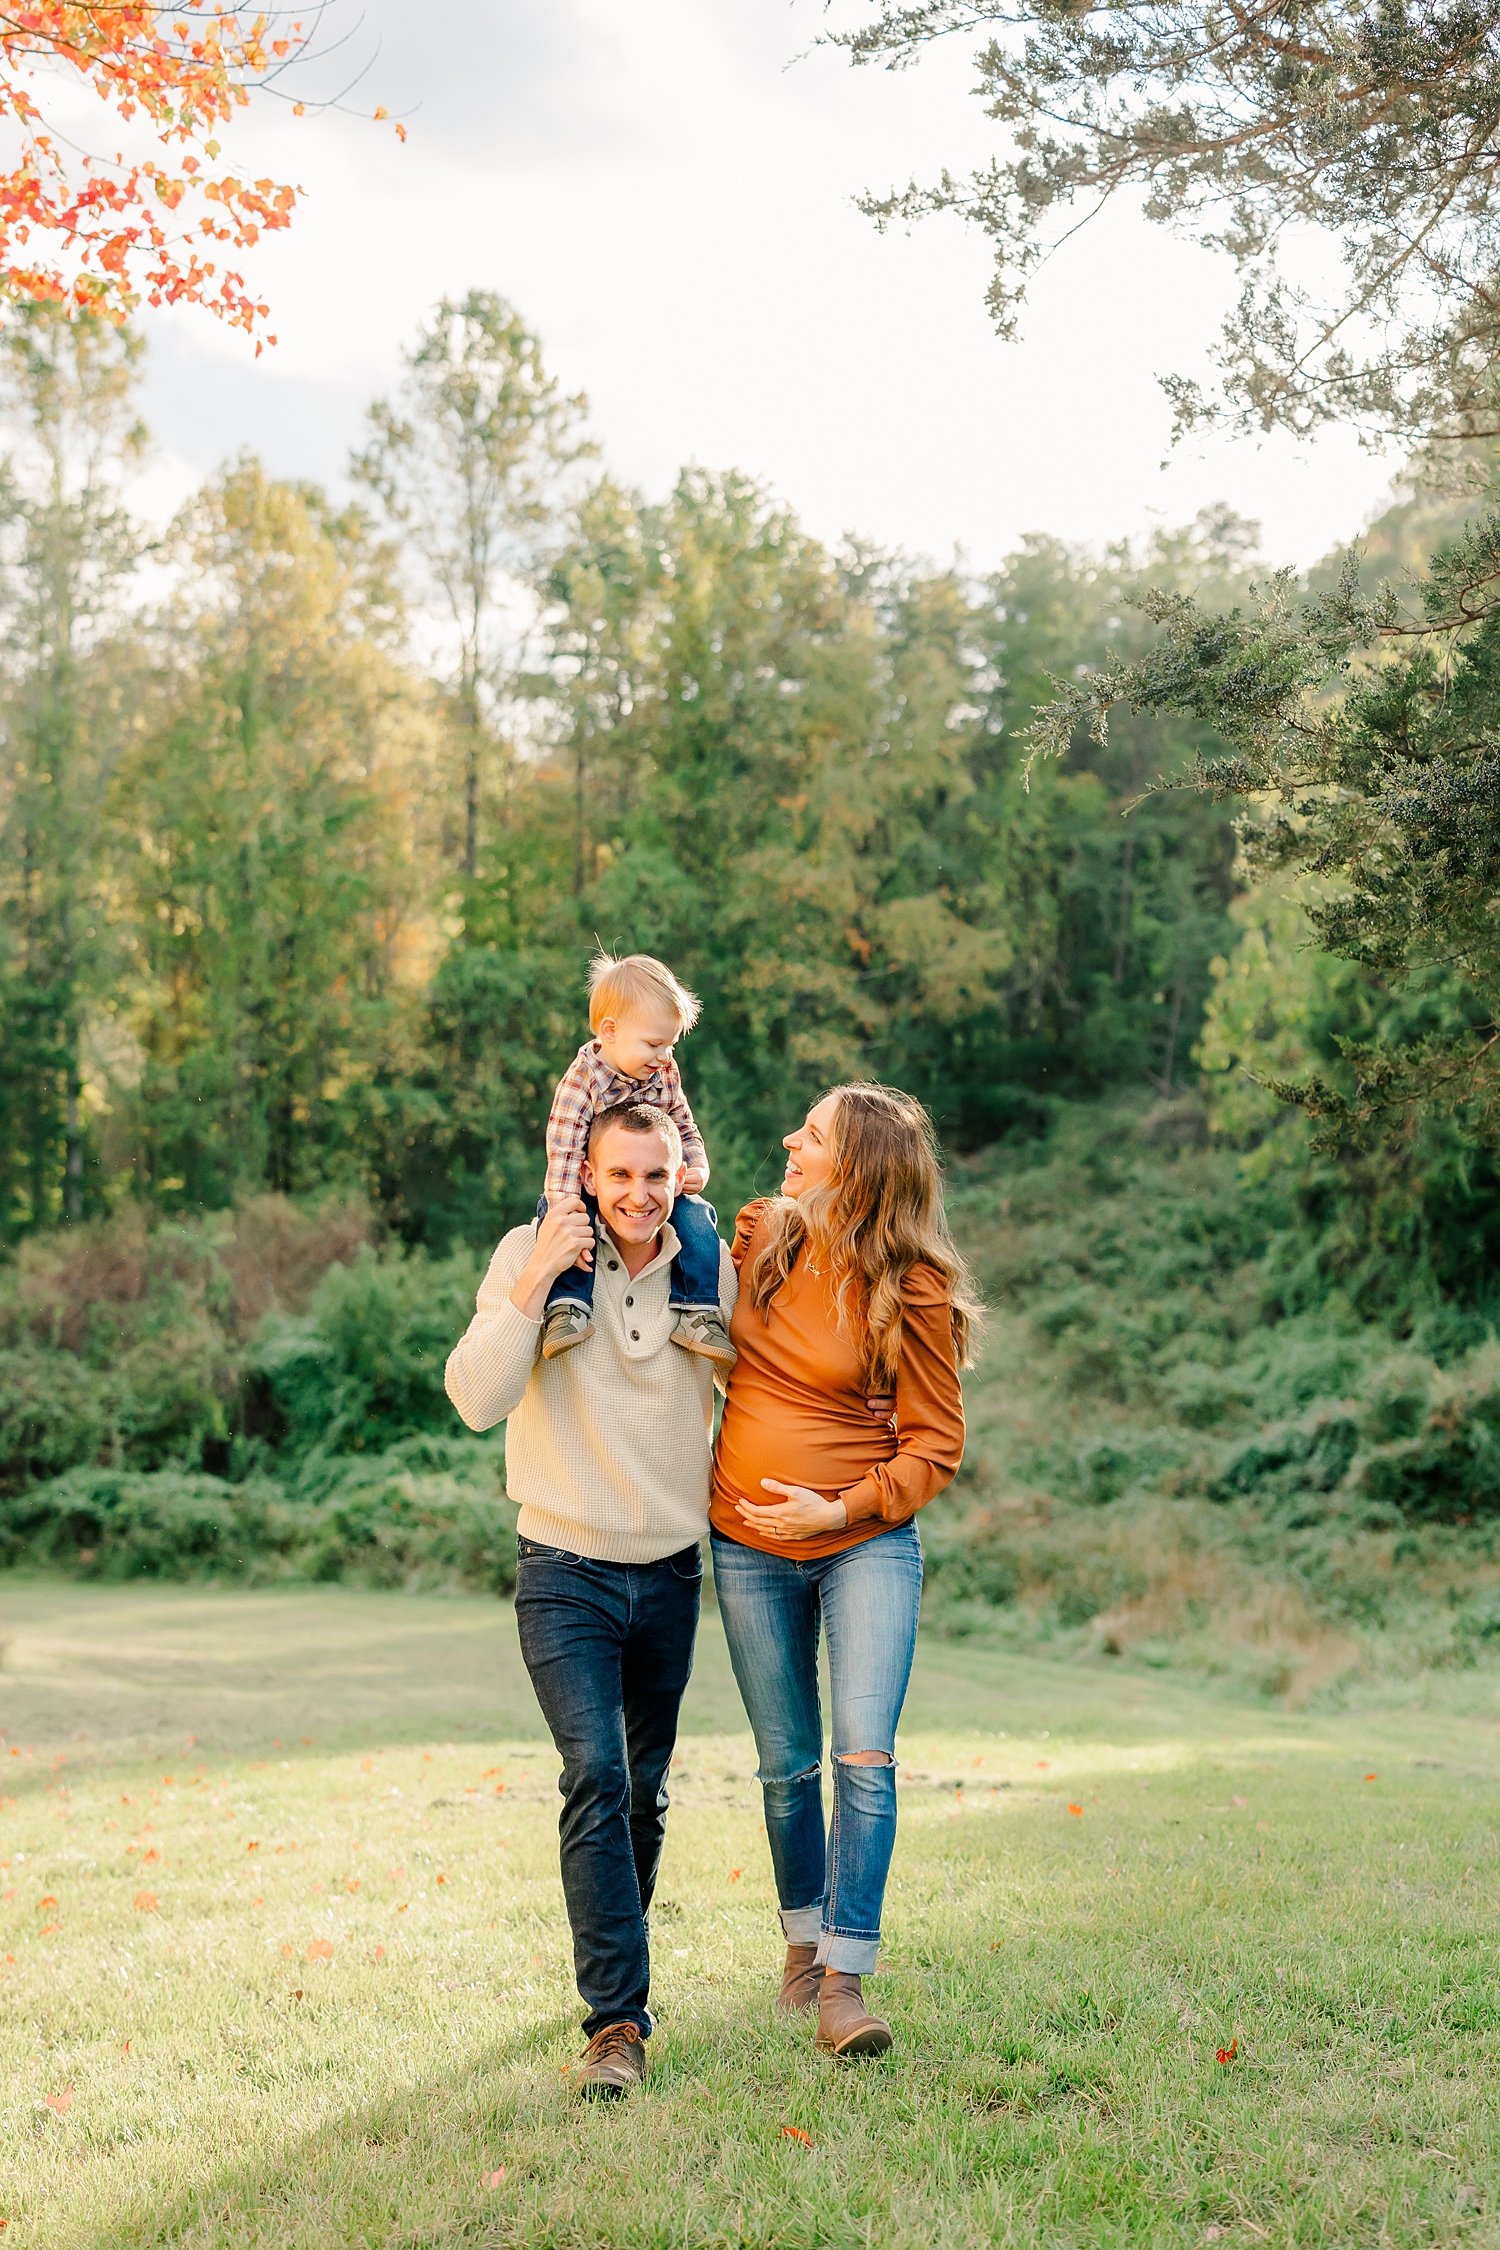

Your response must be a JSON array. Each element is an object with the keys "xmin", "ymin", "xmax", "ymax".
[
  {"xmin": 588, "ymin": 951, "xmax": 700, "ymax": 1037},
  {"xmin": 587, "ymin": 1100, "xmax": 684, "ymax": 1168}
]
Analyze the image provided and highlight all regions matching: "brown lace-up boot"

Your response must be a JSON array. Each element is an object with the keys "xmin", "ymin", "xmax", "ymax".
[
  {"xmin": 575, "ymin": 2020, "xmax": 646, "ymax": 2098},
  {"xmin": 815, "ymin": 1971, "xmax": 892, "ymax": 2058},
  {"xmin": 777, "ymin": 1942, "xmax": 823, "ymax": 2012}
]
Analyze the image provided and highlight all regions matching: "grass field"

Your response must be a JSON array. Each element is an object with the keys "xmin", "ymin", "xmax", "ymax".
[{"xmin": 1, "ymin": 1581, "xmax": 1497, "ymax": 2250}]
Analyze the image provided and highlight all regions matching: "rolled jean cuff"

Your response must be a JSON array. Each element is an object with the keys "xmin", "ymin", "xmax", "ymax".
[
  {"xmin": 816, "ymin": 1930, "xmax": 881, "ymax": 1974},
  {"xmin": 779, "ymin": 1902, "xmax": 824, "ymax": 1945}
]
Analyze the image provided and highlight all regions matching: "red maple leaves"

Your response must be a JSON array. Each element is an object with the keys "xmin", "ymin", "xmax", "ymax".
[{"xmin": 0, "ymin": 7, "xmax": 396, "ymax": 340}]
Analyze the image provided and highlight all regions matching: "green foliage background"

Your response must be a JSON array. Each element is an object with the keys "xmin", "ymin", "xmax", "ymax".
[{"xmin": 3, "ymin": 296, "xmax": 1499, "ymax": 1689}]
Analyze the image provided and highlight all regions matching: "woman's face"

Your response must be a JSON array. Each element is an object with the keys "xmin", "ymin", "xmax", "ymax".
[{"xmin": 782, "ymin": 1093, "xmax": 840, "ymax": 1199}]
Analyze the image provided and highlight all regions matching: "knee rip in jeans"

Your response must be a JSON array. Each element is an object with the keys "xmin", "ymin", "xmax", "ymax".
[
  {"xmin": 836, "ymin": 1750, "xmax": 893, "ymax": 1766},
  {"xmin": 765, "ymin": 1760, "xmax": 822, "ymax": 1787}
]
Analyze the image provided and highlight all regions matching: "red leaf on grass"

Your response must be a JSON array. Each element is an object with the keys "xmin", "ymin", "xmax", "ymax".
[
  {"xmin": 134, "ymin": 1891, "xmax": 159, "ymax": 1912},
  {"xmin": 38, "ymin": 1922, "xmax": 59, "ymax": 1936},
  {"xmin": 305, "ymin": 1937, "xmax": 334, "ymax": 1962},
  {"xmin": 729, "ymin": 1868, "xmax": 742, "ymax": 1881},
  {"xmin": 482, "ymin": 2168, "xmax": 507, "ymax": 2189},
  {"xmin": 1363, "ymin": 1772, "xmax": 1377, "ymax": 1782},
  {"xmin": 119, "ymin": 2041, "xmax": 131, "ymax": 2058},
  {"xmin": 1067, "ymin": 1803, "xmax": 1083, "ymax": 1816},
  {"xmin": 44, "ymin": 2086, "xmax": 73, "ymax": 2115},
  {"xmin": 38, "ymin": 1894, "xmax": 57, "ymax": 1909},
  {"xmin": 1216, "ymin": 2038, "xmax": 1239, "ymax": 2064},
  {"xmin": 780, "ymin": 2125, "xmax": 814, "ymax": 2147}
]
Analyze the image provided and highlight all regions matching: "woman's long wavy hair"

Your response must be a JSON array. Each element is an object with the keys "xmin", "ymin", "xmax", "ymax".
[{"xmin": 745, "ymin": 1082, "xmax": 983, "ymax": 1388}]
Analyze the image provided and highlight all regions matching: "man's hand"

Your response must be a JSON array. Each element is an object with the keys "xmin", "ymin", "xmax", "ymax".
[
  {"xmin": 682, "ymin": 1164, "xmax": 709, "ymax": 1196},
  {"xmin": 734, "ymin": 1479, "xmax": 849, "ymax": 1541},
  {"xmin": 510, "ymin": 1195, "xmax": 595, "ymax": 1321}
]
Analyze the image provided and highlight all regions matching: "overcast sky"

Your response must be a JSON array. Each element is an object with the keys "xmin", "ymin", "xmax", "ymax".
[{"xmin": 120, "ymin": 0, "xmax": 1400, "ymax": 572}]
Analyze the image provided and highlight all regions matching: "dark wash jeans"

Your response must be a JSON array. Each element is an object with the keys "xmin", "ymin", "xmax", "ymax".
[{"xmin": 513, "ymin": 1532, "xmax": 702, "ymax": 2039}]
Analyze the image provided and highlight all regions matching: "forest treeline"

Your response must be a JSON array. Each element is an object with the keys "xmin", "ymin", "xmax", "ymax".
[{"xmin": 0, "ymin": 294, "xmax": 1251, "ymax": 1252}]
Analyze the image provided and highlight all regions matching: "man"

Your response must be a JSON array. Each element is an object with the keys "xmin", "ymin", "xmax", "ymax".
[{"xmin": 444, "ymin": 1100, "xmax": 737, "ymax": 2098}]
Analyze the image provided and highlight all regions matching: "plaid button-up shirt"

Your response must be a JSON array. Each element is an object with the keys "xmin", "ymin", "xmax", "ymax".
[{"xmin": 545, "ymin": 1039, "xmax": 709, "ymax": 1202}]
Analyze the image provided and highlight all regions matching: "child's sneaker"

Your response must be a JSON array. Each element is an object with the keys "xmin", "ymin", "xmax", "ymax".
[
  {"xmin": 542, "ymin": 1305, "xmax": 594, "ymax": 1359},
  {"xmin": 671, "ymin": 1308, "xmax": 736, "ymax": 1372}
]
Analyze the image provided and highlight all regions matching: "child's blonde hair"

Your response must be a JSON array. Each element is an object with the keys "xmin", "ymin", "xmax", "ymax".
[{"xmin": 588, "ymin": 951, "xmax": 700, "ymax": 1037}]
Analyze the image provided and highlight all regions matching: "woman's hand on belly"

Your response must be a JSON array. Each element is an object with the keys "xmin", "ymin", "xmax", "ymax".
[{"xmin": 735, "ymin": 1479, "xmax": 850, "ymax": 1541}]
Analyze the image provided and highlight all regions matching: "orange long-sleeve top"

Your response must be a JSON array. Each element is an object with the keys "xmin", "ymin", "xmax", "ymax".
[{"xmin": 709, "ymin": 1199, "xmax": 967, "ymax": 1561}]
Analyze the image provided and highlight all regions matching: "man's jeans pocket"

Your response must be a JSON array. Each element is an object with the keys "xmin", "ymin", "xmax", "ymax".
[
  {"xmin": 666, "ymin": 1543, "xmax": 704, "ymax": 1583},
  {"xmin": 516, "ymin": 1536, "xmax": 588, "ymax": 1568}
]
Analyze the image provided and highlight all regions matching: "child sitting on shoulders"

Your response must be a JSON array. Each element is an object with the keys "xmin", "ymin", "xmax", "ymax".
[{"xmin": 538, "ymin": 950, "xmax": 735, "ymax": 1370}]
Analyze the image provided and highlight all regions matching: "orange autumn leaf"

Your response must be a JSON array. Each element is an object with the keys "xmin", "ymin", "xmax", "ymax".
[
  {"xmin": 141, "ymin": 1847, "xmax": 161, "ymax": 1864},
  {"xmin": 38, "ymin": 1894, "xmax": 57, "ymax": 1909},
  {"xmin": 1067, "ymin": 1803, "xmax": 1083, "ymax": 1816},
  {"xmin": 1364, "ymin": 1773, "xmax": 1378, "ymax": 1782},
  {"xmin": 780, "ymin": 2125, "xmax": 814, "ymax": 2148},
  {"xmin": 245, "ymin": 1839, "xmax": 259, "ymax": 1851},
  {"xmin": 305, "ymin": 1937, "xmax": 334, "ymax": 1962},
  {"xmin": 38, "ymin": 1922, "xmax": 59, "ymax": 1936},
  {"xmin": 1216, "ymin": 2038, "xmax": 1239, "ymax": 2064},
  {"xmin": 482, "ymin": 2168, "xmax": 507, "ymax": 2189},
  {"xmin": 729, "ymin": 1868, "xmax": 742, "ymax": 1881},
  {"xmin": 371, "ymin": 1944, "xmax": 386, "ymax": 1961},
  {"xmin": 119, "ymin": 2041, "xmax": 131, "ymax": 2058},
  {"xmin": 133, "ymin": 1890, "xmax": 159, "ymax": 1912},
  {"xmin": 43, "ymin": 2085, "xmax": 73, "ymax": 2115}
]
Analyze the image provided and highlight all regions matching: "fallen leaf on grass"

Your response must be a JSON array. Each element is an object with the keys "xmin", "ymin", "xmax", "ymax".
[
  {"xmin": 305, "ymin": 1938, "xmax": 334, "ymax": 1963},
  {"xmin": 38, "ymin": 1894, "xmax": 57, "ymax": 1909},
  {"xmin": 1216, "ymin": 2039, "xmax": 1239, "ymax": 2064},
  {"xmin": 119, "ymin": 2041, "xmax": 131, "ymax": 2058},
  {"xmin": 245, "ymin": 1839, "xmax": 259, "ymax": 1852},
  {"xmin": 134, "ymin": 1892, "xmax": 159, "ymax": 1913},
  {"xmin": 39, "ymin": 1922, "xmax": 59, "ymax": 1936},
  {"xmin": 1364, "ymin": 1773, "xmax": 1378, "ymax": 1783},
  {"xmin": 780, "ymin": 2126, "xmax": 814, "ymax": 2148},
  {"xmin": 141, "ymin": 1847, "xmax": 161, "ymax": 1864},
  {"xmin": 1067, "ymin": 1803, "xmax": 1083, "ymax": 1816},
  {"xmin": 729, "ymin": 1868, "xmax": 742, "ymax": 1881},
  {"xmin": 44, "ymin": 2086, "xmax": 73, "ymax": 2115},
  {"xmin": 372, "ymin": 1945, "xmax": 386, "ymax": 1961},
  {"xmin": 482, "ymin": 2169, "xmax": 507, "ymax": 2189}
]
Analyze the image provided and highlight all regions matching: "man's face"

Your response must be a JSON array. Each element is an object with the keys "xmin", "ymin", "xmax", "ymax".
[{"xmin": 582, "ymin": 1124, "xmax": 684, "ymax": 1248}]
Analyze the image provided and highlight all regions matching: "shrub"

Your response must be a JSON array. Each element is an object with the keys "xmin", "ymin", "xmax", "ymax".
[
  {"xmin": 0, "ymin": 1467, "xmax": 297, "ymax": 1579},
  {"xmin": 0, "ymin": 1346, "xmax": 109, "ymax": 1493},
  {"xmin": 255, "ymin": 1247, "xmax": 481, "ymax": 1461}
]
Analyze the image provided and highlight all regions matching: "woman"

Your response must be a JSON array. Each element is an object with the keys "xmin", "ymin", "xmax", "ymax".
[{"xmin": 710, "ymin": 1082, "xmax": 979, "ymax": 2059}]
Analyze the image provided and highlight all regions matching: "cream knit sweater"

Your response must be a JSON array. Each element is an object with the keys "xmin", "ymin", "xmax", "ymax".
[{"xmin": 444, "ymin": 1216, "xmax": 739, "ymax": 1565}]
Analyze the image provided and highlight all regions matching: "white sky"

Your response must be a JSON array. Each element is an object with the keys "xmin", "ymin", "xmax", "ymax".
[{"xmin": 116, "ymin": 0, "xmax": 1400, "ymax": 572}]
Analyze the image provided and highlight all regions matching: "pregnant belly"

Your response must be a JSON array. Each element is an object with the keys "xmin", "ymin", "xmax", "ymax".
[{"xmin": 713, "ymin": 1393, "xmax": 894, "ymax": 1505}]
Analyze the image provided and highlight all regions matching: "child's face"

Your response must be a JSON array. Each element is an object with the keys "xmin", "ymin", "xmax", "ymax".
[{"xmin": 596, "ymin": 1005, "xmax": 681, "ymax": 1081}]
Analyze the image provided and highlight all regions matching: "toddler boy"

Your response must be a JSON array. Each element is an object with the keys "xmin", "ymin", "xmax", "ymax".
[{"xmin": 539, "ymin": 951, "xmax": 735, "ymax": 1371}]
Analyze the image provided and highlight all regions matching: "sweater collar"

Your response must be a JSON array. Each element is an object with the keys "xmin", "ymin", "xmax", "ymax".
[{"xmin": 596, "ymin": 1213, "xmax": 681, "ymax": 1281}]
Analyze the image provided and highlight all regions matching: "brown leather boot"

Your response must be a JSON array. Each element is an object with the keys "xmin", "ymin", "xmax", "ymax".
[
  {"xmin": 574, "ymin": 2020, "xmax": 646, "ymax": 2098},
  {"xmin": 816, "ymin": 1971, "xmax": 892, "ymax": 2058},
  {"xmin": 777, "ymin": 1942, "xmax": 823, "ymax": 2012}
]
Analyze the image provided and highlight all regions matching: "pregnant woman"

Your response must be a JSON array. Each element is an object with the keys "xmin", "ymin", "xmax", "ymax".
[{"xmin": 710, "ymin": 1082, "xmax": 978, "ymax": 2059}]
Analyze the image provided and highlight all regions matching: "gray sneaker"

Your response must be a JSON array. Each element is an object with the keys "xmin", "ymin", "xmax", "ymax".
[
  {"xmin": 671, "ymin": 1308, "xmax": 736, "ymax": 1372},
  {"xmin": 542, "ymin": 1304, "xmax": 594, "ymax": 1359}
]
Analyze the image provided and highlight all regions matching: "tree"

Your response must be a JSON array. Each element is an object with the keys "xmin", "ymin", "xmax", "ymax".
[
  {"xmin": 0, "ymin": 4, "xmax": 316, "ymax": 340},
  {"xmin": 1028, "ymin": 513, "xmax": 1500, "ymax": 1148},
  {"xmin": 0, "ymin": 301, "xmax": 144, "ymax": 1233},
  {"xmin": 832, "ymin": 0, "xmax": 1500, "ymax": 446},
  {"xmin": 116, "ymin": 460, "xmax": 425, "ymax": 1205},
  {"xmin": 353, "ymin": 294, "xmax": 593, "ymax": 878}
]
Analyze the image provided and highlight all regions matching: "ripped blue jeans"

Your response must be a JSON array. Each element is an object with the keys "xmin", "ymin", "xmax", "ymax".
[{"xmin": 710, "ymin": 1520, "xmax": 922, "ymax": 1974}]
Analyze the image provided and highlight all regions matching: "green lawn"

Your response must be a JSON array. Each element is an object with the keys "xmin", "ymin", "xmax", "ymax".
[{"xmin": 1, "ymin": 1582, "xmax": 1496, "ymax": 2250}]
